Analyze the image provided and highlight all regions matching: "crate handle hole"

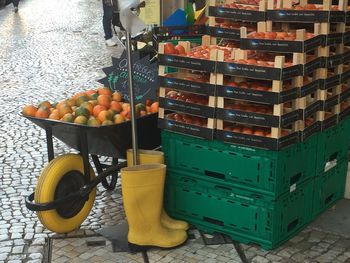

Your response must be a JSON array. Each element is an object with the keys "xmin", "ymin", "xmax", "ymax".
[
  {"xmin": 325, "ymin": 194, "xmax": 334, "ymax": 204},
  {"xmin": 290, "ymin": 173, "xmax": 302, "ymax": 186},
  {"xmin": 205, "ymin": 170, "xmax": 225, "ymax": 180},
  {"xmin": 204, "ymin": 217, "xmax": 224, "ymax": 226},
  {"xmin": 329, "ymin": 152, "xmax": 338, "ymax": 162},
  {"xmin": 287, "ymin": 219, "xmax": 299, "ymax": 232}
]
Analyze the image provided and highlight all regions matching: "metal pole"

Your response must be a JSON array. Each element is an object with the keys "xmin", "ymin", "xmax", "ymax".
[{"xmin": 126, "ymin": 31, "xmax": 139, "ymax": 166}]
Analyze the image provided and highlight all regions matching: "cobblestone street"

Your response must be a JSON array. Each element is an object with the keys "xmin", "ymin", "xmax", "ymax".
[{"xmin": 1, "ymin": 0, "xmax": 350, "ymax": 262}]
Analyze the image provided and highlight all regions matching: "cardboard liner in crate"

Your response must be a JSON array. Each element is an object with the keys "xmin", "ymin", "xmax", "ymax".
[
  {"xmin": 266, "ymin": 10, "xmax": 345, "ymax": 23},
  {"xmin": 207, "ymin": 26, "xmax": 240, "ymax": 41},
  {"xmin": 303, "ymin": 101, "xmax": 322, "ymax": 119},
  {"xmin": 327, "ymin": 53, "xmax": 344, "ymax": 68},
  {"xmin": 216, "ymin": 108, "xmax": 302, "ymax": 127},
  {"xmin": 216, "ymin": 84, "xmax": 298, "ymax": 104},
  {"xmin": 300, "ymin": 121, "xmax": 322, "ymax": 141},
  {"xmin": 240, "ymin": 35, "xmax": 323, "ymax": 53},
  {"xmin": 339, "ymin": 106, "xmax": 350, "ymax": 121},
  {"xmin": 216, "ymin": 61, "xmax": 302, "ymax": 80},
  {"xmin": 158, "ymin": 118, "xmax": 214, "ymax": 140},
  {"xmin": 159, "ymin": 97, "xmax": 215, "ymax": 118},
  {"xmin": 208, "ymin": 6, "xmax": 266, "ymax": 22},
  {"xmin": 158, "ymin": 54, "xmax": 216, "ymax": 72},
  {"xmin": 320, "ymin": 74, "xmax": 342, "ymax": 89},
  {"xmin": 304, "ymin": 57, "xmax": 325, "ymax": 75},
  {"xmin": 216, "ymin": 129, "xmax": 299, "ymax": 150},
  {"xmin": 159, "ymin": 76, "xmax": 216, "ymax": 96},
  {"xmin": 300, "ymin": 80, "xmax": 321, "ymax": 97},
  {"xmin": 326, "ymin": 32, "xmax": 344, "ymax": 46},
  {"xmin": 322, "ymin": 95, "xmax": 340, "ymax": 111}
]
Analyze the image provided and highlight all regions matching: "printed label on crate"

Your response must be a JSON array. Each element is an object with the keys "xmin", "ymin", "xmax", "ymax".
[
  {"xmin": 340, "ymin": 88, "xmax": 350, "ymax": 101},
  {"xmin": 158, "ymin": 54, "xmax": 216, "ymax": 72},
  {"xmin": 159, "ymin": 97, "xmax": 215, "ymax": 118},
  {"xmin": 322, "ymin": 115, "xmax": 338, "ymax": 130},
  {"xmin": 266, "ymin": 10, "xmax": 343, "ymax": 23},
  {"xmin": 216, "ymin": 108, "xmax": 279, "ymax": 127},
  {"xmin": 300, "ymin": 80, "xmax": 320, "ymax": 97},
  {"xmin": 281, "ymin": 110, "xmax": 303, "ymax": 126},
  {"xmin": 209, "ymin": 6, "xmax": 265, "ymax": 21},
  {"xmin": 301, "ymin": 121, "xmax": 321, "ymax": 141},
  {"xmin": 346, "ymin": 11, "xmax": 350, "ymax": 24},
  {"xmin": 216, "ymin": 129, "xmax": 299, "ymax": 150},
  {"xmin": 207, "ymin": 26, "xmax": 240, "ymax": 40},
  {"xmin": 327, "ymin": 33, "xmax": 344, "ymax": 45},
  {"xmin": 323, "ymin": 95, "xmax": 340, "ymax": 110},
  {"xmin": 342, "ymin": 69, "xmax": 350, "ymax": 82},
  {"xmin": 304, "ymin": 101, "xmax": 322, "ymax": 118},
  {"xmin": 217, "ymin": 62, "xmax": 302, "ymax": 80},
  {"xmin": 240, "ymin": 35, "xmax": 322, "ymax": 53},
  {"xmin": 158, "ymin": 118, "xmax": 214, "ymax": 140},
  {"xmin": 327, "ymin": 54, "xmax": 344, "ymax": 68},
  {"xmin": 159, "ymin": 76, "xmax": 216, "ymax": 96},
  {"xmin": 304, "ymin": 57, "xmax": 324, "ymax": 75},
  {"xmin": 339, "ymin": 106, "xmax": 350, "ymax": 120}
]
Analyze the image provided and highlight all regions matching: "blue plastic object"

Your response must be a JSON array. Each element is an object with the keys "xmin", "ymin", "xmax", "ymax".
[{"xmin": 163, "ymin": 9, "xmax": 188, "ymax": 35}]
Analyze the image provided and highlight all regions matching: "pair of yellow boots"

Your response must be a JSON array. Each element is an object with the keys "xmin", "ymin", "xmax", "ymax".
[{"xmin": 121, "ymin": 150, "xmax": 188, "ymax": 248}]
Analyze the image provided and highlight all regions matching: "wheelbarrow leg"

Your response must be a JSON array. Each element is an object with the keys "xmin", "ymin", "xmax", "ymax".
[
  {"xmin": 91, "ymin": 155, "xmax": 119, "ymax": 190},
  {"xmin": 45, "ymin": 127, "xmax": 54, "ymax": 162},
  {"xmin": 79, "ymin": 131, "xmax": 91, "ymax": 185}
]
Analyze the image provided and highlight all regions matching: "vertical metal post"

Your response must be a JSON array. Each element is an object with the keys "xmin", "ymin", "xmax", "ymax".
[{"xmin": 126, "ymin": 31, "xmax": 139, "ymax": 166}]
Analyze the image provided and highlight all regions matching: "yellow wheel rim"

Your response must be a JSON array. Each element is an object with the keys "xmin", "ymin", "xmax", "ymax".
[{"xmin": 34, "ymin": 154, "xmax": 96, "ymax": 233}]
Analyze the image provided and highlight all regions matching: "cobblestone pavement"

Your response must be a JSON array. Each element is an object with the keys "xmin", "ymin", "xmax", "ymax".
[{"xmin": 1, "ymin": 0, "xmax": 350, "ymax": 262}]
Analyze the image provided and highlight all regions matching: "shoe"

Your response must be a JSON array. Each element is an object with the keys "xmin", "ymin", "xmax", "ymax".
[
  {"xmin": 121, "ymin": 164, "xmax": 187, "ymax": 248},
  {"xmin": 13, "ymin": 7, "xmax": 18, "ymax": 13},
  {"xmin": 127, "ymin": 149, "xmax": 189, "ymax": 231},
  {"xmin": 105, "ymin": 38, "xmax": 117, "ymax": 47}
]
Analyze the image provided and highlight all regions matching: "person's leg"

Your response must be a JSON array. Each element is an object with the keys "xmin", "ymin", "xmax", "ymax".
[
  {"xmin": 102, "ymin": 1, "xmax": 114, "ymax": 40},
  {"xmin": 13, "ymin": 0, "xmax": 19, "ymax": 7}
]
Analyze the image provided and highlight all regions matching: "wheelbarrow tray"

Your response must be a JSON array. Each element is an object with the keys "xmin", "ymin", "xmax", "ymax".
[{"xmin": 24, "ymin": 113, "xmax": 161, "ymax": 158}]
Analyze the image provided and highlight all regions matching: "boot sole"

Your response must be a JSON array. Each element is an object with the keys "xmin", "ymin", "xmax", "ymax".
[{"xmin": 128, "ymin": 238, "xmax": 188, "ymax": 253}]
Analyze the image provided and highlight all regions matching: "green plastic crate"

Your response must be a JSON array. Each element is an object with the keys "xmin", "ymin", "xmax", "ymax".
[
  {"xmin": 313, "ymin": 160, "xmax": 348, "ymax": 218},
  {"xmin": 164, "ymin": 171, "xmax": 314, "ymax": 250},
  {"xmin": 316, "ymin": 118, "xmax": 350, "ymax": 174},
  {"xmin": 162, "ymin": 130, "xmax": 318, "ymax": 197}
]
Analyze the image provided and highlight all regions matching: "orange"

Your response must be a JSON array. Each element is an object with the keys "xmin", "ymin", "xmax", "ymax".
[
  {"xmin": 97, "ymin": 87, "xmax": 112, "ymax": 96},
  {"xmin": 108, "ymin": 109, "xmax": 117, "ymax": 119},
  {"xmin": 150, "ymin": 102, "xmax": 159, "ymax": 113},
  {"xmin": 56, "ymin": 101, "xmax": 68, "ymax": 110},
  {"xmin": 121, "ymin": 103, "xmax": 130, "ymax": 112},
  {"xmin": 75, "ymin": 95, "xmax": 89, "ymax": 107},
  {"xmin": 72, "ymin": 92, "xmax": 87, "ymax": 101},
  {"xmin": 86, "ymin": 89, "xmax": 97, "ymax": 98},
  {"xmin": 93, "ymin": 105, "xmax": 107, "ymax": 117},
  {"xmin": 113, "ymin": 114, "xmax": 125, "ymax": 124},
  {"xmin": 120, "ymin": 110, "xmax": 131, "ymax": 120},
  {"xmin": 81, "ymin": 102, "xmax": 94, "ymax": 115},
  {"xmin": 66, "ymin": 99, "xmax": 76, "ymax": 107},
  {"xmin": 110, "ymin": 101, "xmax": 122, "ymax": 113},
  {"xmin": 88, "ymin": 100, "xmax": 98, "ymax": 107},
  {"xmin": 62, "ymin": 113, "xmax": 74, "ymax": 122},
  {"xmin": 74, "ymin": 116, "xmax": 88, "ymax": 125},
  {"xmin": 112, "ymin": 91, "xmax": 122, "ymax": 102},
  {"xmin": 22, "ymin": 105, "xmax": 38, "ymax": 117},
  {"xmin": 35, "ymin": 106, "xmax": 50, "ymax": 118},
  {"xmin": 38, "ymin": 101, "xmax": 52, "ymax": 109},
  {"xmin": 97, "ymin": 95, "xmax": 111, "ymax": 108},
  {"xmin": 49, "ymin": 113, "xmax": 60, "ymax": 120},
  {"xmin": 59, "ymin": 106, "xmax": 73, "ymax": 118},
  {"xmin": 97, "ymin": 110, "xmax": 112, "ymax": 123},
  {"xmin": 87, "ymin": 117, "xmax": 101, "ymax": 127},
  {"xmin": 102, "ymin": 120, "xmax": 114, "ymax": 126},
  {"xmin": 51, "ymin": 109, "xmax": 60, "ymax": 116}
]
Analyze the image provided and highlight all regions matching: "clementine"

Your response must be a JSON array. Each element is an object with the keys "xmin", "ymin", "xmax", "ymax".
[
  {"xmin": 93, "ymin": 105, "xmax": 107, "ymax": 117},
  {"xmin": 97, "ymin": 95, "xmax": 111, "ymax": 108},
  {"xmin": 22, "ymin": 105, "xmax": 38, "ymax": 117}
]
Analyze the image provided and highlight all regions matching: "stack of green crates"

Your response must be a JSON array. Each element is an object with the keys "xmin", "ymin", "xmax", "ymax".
[{"xmin": 162, "ymin": 118, "xmax": 350, "ymax": 250}]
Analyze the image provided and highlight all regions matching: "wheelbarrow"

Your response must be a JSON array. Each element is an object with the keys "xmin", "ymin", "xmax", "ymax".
[{"xmin": 24, "ymin": 113, "xmax": 160, "ymax": 234}]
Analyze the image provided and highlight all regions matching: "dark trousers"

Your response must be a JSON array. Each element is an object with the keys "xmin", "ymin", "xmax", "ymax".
[
  {"xmin": 102, "ymin": 1, "xmax": 114, "ymax": 40},
  {"xmin": 13, "ymin": 0, "xmax": 19, "ymax": 7}
]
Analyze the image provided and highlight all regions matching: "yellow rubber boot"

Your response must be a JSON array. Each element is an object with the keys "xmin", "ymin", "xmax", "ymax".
[
  {"xmin": 121, "ymin": 164, "xmax": 187, "ymax": 248},
  {"xmin": 127, "ymin": 149, "xmax": 189, "ymax": 230}
]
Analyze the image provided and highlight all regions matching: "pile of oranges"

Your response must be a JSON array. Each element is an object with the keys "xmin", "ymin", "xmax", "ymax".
[{"xmin": 22, "ymin": 87, "xmax": 159, "ymax": 126}]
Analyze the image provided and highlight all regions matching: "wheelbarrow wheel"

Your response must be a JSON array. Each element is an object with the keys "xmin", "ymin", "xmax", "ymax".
[
  {"xmin": 101, "ymin": 174, "xmax": 118, "ymax": 190},
  {"xmin": 34, "ymin": 154, "xmax": 96, "ymax": 234}
]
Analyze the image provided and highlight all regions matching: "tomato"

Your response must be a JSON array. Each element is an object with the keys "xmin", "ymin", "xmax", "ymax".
[
  {"xmin": 254, "ymin": 129, "xmax": 266, "ymax": 137},
  {"xmin": 164, "ymin": 43, "xmax": 176, "ymax": 55},
  {"xmin": 175, "ymin": 45, "xmax": 186, "ymax": 55},
  {"xmin": 232, "ymin": 126, "xmax": 242, "ymax": 133},
  {"xmin": 227, "ymin": 81, "xmax": 238, "ymax": 87},
  {"xmin": 242, "ymin": 127, "xmax": 253, "ymax": 135}
]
